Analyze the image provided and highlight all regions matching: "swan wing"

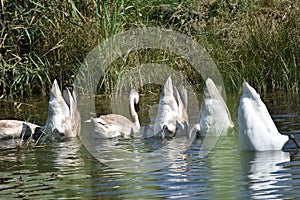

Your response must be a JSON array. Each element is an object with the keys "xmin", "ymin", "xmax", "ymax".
[
  {"xmin": 177, "ymin": 85, "xmax": 188, "ymax": 110},
  {"xmin": 92, "ymin": 114, "xmax": 138, "ymax": 138},
  {"xmin": 173, "ymin": 86, "xmax": 189, "ymax": 123},
  {"xmin": 91, "ymin": 117, "xmax": 121, "ymax": 138}
]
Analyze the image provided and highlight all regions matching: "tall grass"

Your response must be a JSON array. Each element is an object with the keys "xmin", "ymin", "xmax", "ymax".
[
  {"xmin": 199, "ymin": 0, "xmax": 300, "ymax": 92},
  {"xmin": 1, "ymin": 0, "xmax": 299, "ymax": 98}
]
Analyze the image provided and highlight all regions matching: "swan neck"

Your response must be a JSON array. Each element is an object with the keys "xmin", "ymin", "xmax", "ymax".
[{"xmin": 129, "ymin": 96, "xmax": 140, "ymax": 128}]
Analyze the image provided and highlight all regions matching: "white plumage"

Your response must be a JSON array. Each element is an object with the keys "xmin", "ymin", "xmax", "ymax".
[
  {"xmin": 238, "ymin": 81, "xmax": 289, "ymax": 151},
  {"xmin": 198, "ymin": 78, "xmax": 234, "ymax": 136}
]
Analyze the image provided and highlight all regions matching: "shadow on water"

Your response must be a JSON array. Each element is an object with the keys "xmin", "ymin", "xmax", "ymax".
[{"xmin": 0, "ymin": 92, "xmax": 300, "ymax": 199}]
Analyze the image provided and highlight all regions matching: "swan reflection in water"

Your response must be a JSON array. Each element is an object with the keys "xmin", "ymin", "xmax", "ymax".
[
  {"xmin": 53, "ymin": 138, "xmax": 86, "ymax": 175},
  {"xmin": 241, "ymin": 150, "xmax": 291, "ymax": 199},
  {"xmin": 82, "ymin": 113, "xmax": 193, "ymax": 173}
]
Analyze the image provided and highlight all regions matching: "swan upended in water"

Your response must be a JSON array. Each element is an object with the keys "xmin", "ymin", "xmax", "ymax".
[
  {"xmin": 41, "ymin": 79, "xmax": 81, "ymax": 138},
  {"xmin": 197, "ymin": 78, "xmax": 234, "ymax": 136},
  {"xmin": 0, "ymin": 79, "xmax": 81, "ymax": 141},
  {"xmin": 91, "ymin": 89, "xmax": 140, "ymax": 139},
  {"xmin": 153, "ymin": 76, "xmax": 188, "ymax": 138},
  {"xmin": 187, "ymin": 78, "xmax": 234, "ymax": 150},
  {"xmin": 238, "ymin": 81, "xmax": 300, "ymax": 151}
]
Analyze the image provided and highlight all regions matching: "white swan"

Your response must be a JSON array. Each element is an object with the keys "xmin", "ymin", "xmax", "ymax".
[
  {"xmin": 238, "ymin": 81, "xmax": 300, "ymax": 151},
  {"xmin": 153, "ymin": 76, "xmax": 188, "ymax": 138},
  {"xmin": 198, "ymin": 78, "xmax": 234, "ymax": 136},
  {"xmin": 91, "ymin": 89, "xmax": 140, "ymax": 139},
  {"xmin": 187, "ymin": 78, "xmax": 234, "ymax": 154}
]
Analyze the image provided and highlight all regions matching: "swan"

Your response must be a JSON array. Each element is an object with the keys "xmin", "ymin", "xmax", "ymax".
[
  {"xmin": 39, "ymin": 79, "xmax": 81, "ymax": 138},
  {"xmin": 0, "ymin": 120, "xmax": 39, "ymax": 140},
  {"xmin": 186, "ymin": 78, "xmax": 234, "ymax": 153},
  {"xmin": 238, "ymin": 80, "xmax": 300, "ymax": 151},
  {"xmin": 0, "ymin": 79, "xmax": 81, "ymax": 141},
  {"xmin": 153, "ymin": 76, "xmax": 188, "ymax": 138},
  {"xmin": 198, "ymin": 78, "xmax": 234, "ymax": 136},
  {"xmin": 91, "ymin": 89, "xmax": 140, "ymax": 139}
]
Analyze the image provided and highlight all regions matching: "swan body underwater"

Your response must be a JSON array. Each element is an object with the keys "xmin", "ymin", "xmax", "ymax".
[
  {"xmin": 90, "ymin": 89, "xmax": 140, "ymax": 139},
  {"xmin": 197, "ymin": 78, "xmax": 234, "ymax": 136},
  {"xmin": 0, "ymin": 79, "xmax": 81, "ymax": 141},
  {"xmin": 153, "ymin": 76, "xmax": 188, "ymax": 139},
  {"xmin": 238, "ymin": 81, "xmax": 300, "ymax": 151},
  {"xmin": 40, "ymin": 79, "xmax": 81, "ymax": 138},
  {"xmin": 187, "ymin": 78, "xmax": 234, "ymax": 149}
]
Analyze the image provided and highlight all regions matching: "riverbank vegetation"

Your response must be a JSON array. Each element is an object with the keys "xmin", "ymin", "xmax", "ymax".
[{"xmin": 1, "ymin": 0, "xmax": 299, "ymax": 98}]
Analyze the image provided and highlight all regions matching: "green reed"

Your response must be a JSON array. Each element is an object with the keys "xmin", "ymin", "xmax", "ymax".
[
  {"xmin": 201, "ymin": 0, "xmax": 300, "ymax": 93},
  {"xmin": 1, "ymin": 0, "xmax": 299, "ymax": 98}
]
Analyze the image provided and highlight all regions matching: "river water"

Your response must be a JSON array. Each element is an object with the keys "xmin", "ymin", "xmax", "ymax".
[{"xmin": 0, "ymin": 91, "xmax": 299, "ymax": 199}]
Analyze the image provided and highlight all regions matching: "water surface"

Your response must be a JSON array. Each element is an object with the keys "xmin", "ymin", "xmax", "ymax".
[{"xmin": 0, "ymin": 92, "xmax": 300, "ymax": 199}]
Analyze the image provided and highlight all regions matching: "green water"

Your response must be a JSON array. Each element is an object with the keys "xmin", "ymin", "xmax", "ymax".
[{"xmin": 0, "ymin": 92, "xmax": 300, "ymax": 199}]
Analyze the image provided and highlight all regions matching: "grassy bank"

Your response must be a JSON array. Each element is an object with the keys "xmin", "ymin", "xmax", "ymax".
[{"xmin": 1, "ymin": 0, "xmax": 299, "ymax": 98}]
